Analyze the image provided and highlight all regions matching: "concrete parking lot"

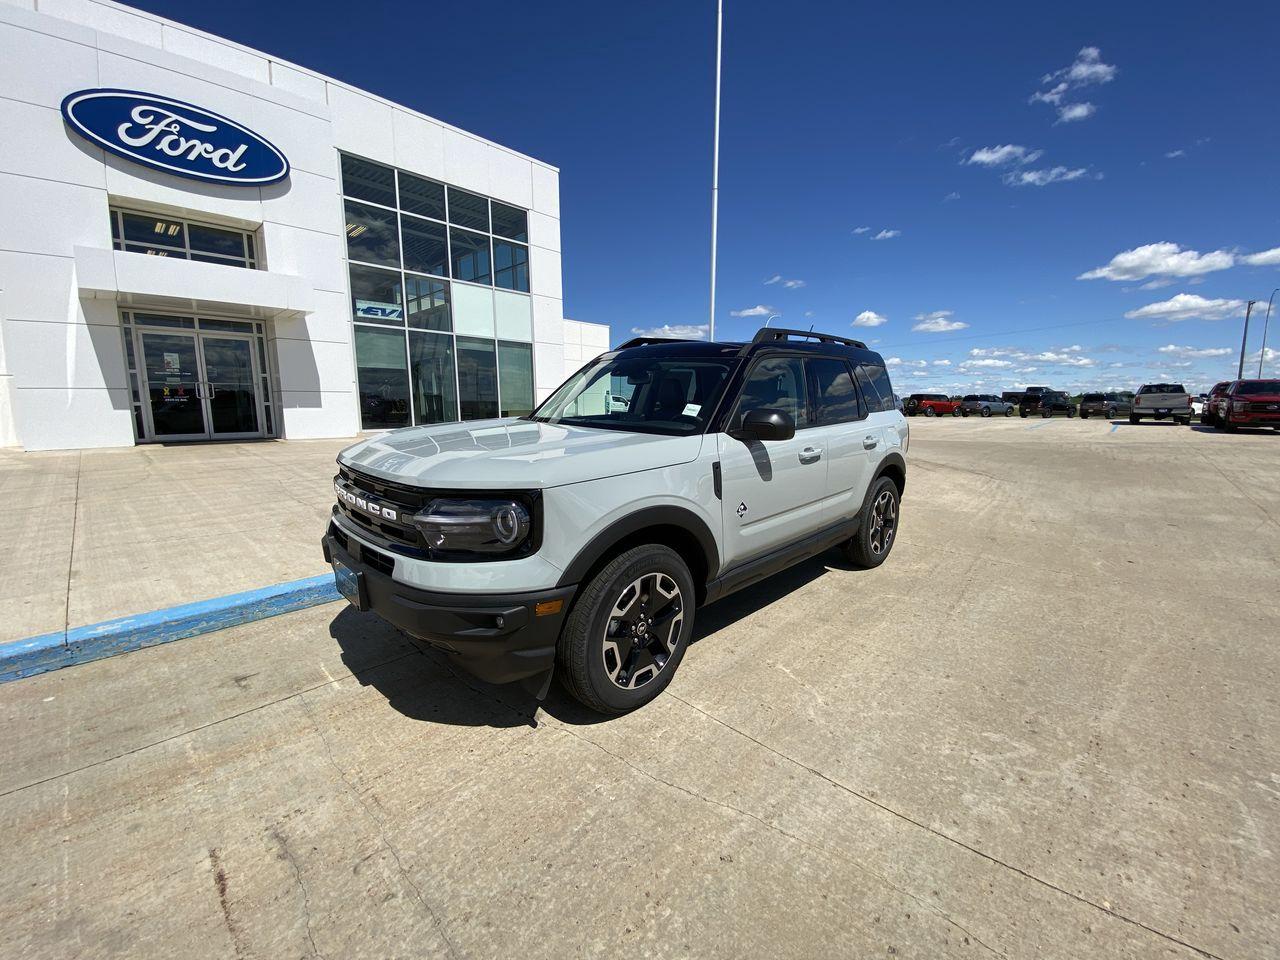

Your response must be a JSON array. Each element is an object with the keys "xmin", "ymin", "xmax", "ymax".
[{"xmin": 1, "ymin": 418, "xmax": 1276, "ymax": 959}]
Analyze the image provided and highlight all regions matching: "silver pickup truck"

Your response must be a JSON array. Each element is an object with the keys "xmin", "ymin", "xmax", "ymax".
[{"xmin": 1129, "ymin": 383, "xmax": 1192, "ymax": 425}]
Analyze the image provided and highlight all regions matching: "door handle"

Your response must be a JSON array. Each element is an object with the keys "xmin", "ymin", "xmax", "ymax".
[
  {"xmin": 863, "ymin": 435, "xmax": 880, "ymax": 449},
  {"xmin": 799, "ymin": 446, "xmax": 822, "ymax": 464},
  {"xmin": 194, "ymin": 382, "xmax": 207, "ymax": 400}
]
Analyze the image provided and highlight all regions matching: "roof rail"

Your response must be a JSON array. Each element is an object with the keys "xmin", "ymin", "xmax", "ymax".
[
  {"xmin": 748, "ymin": 327, "xmax": 868, "ymax": 350},
  {"xmin": 613, "ymin": 336, "xmax": 697, "ymax": 350}
]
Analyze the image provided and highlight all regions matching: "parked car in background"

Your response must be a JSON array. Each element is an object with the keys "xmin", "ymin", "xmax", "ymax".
[
  {"xmin": 1200, "ymin": 382, "xmax": 1230, "ymax": 426},
  {"xmin": 1190, "ymin": 394, "xmax": 1207, "ymax": 417},
  {"xmin": 959, "ymin": 394, "xmax": 1015, "ymax": 417},
  {"xmin": 1130, "ymin": 383, "xmax": 1192, "ymax": 425},
  {"xmin": 1079, "ymin": 392, "xmax": 1132, "ymax": 419},
  {"xmin": 904, "ymin": 393, "xmax": 961, "ymax": 417},
  {"xmin": 1019, "ymin": 390, "xmax": 1077, "ymax": 418},
  {"xmin": 1213, "ymin": 379, "xmax": 1280, "ymax": 431},
  {"xmin": 892, "ymin": 393, "xmax": 905, "ymax": 412},
  {"xmin": 1001, "ymin": 391, "xmax": 1024, "ymax": 405}
]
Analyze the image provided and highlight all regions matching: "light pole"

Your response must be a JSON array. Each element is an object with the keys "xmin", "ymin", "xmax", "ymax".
[
  {"xmin": 1238, "ymin": 300, "xmax": 1257, "ymax": 380},
  {"xmin": 708, "ymin": 0, "xmax": 723, "ymax": 342},
  {"xmin": 1259, "ymin": 288, "xmax": 1278, "ymax": 378}
]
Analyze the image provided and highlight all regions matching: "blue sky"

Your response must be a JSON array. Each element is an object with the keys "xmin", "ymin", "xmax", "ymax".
[{"xmin": 132, "ymin": 0, "xmax": 1280, "ymax": 392}]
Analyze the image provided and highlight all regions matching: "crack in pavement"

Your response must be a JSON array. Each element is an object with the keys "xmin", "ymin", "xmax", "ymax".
[
  {"xmin": 296, "ymin": 691, "xmax": 463, "ymax": 960},
  {"xmin": 661, "ymin": 691, "xmax": 1225, "ymax": 960},
  {"xmin": 271, "ymin": 828, "xmax": 322, "ymax": 960}
]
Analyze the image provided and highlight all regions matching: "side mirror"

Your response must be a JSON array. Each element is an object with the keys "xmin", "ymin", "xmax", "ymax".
[{"xmin": 736, "ymin": 408, "xmax": 795, "ymax": 442}]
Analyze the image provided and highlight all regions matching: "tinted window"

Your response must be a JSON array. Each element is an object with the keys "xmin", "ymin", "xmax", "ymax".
[
  {"xmin": 345, "ymin": 200, "xmax": 399, "ymax": 266},
  {"xmin": 355, "ymin": 327, "xmax": 410, "ymax": 429},
  {"xmin": 398, "ymin": 171, "xmax": 446, "ymax": 220},
  {"xmin": 349, "ymin": 264, "xmax": 403, "ymax": 325},
  {"xmin": 457, "ymin": 337, "xmax": 499, "ymax": 419},
  {"xmin": 736, "ymin": 356, "xmax": 809, "ymax": 428},
  {"xmin": 493, "ymin": 239, "xmax": 530, "ymax": 291},
  {"xmin": 404, "ymin": 275, "xmax": 450, "ymax": 331},
  {"xmin": 408, "ymin": 331, "xmax": 457, "ymax": 423},
  {"xmin": 1083, "ymin": 393, "xmax": 1103, "ymax": 402},
  {"xmin": 1235, "ymin": 380, "xmax": 1280, "ymax": 395},
  {"xmin": 400, "ymin": 215, "xmax": 448, "ymax": 276},
  {"xmin": 859, "ymin": 362, "xmax": 895, "ymax": 412},
  {"xmin": 491, "ymin": 201, "xmax": 528, "ymax": 242},
  {"xmin": 1139, "ymin": 383, "xmax": 1186, "ymax": 394},
  {"xmin": 450, "ymin": 229, "xmax": 491, "ymax": 284},
  {"xmin": 498, "ymin": 341, "xmax": 535, "ymax": 416},
  {"xmin": 341, "ymin": 155, "xmax": 396, "ymax": 208},
  {"xmin": 448, "ymin": 187, "xmax": 489, "ymax": 231},
  {"xmin": 808, "ymin": 359, "xmax": 861, "ymax": 424}
]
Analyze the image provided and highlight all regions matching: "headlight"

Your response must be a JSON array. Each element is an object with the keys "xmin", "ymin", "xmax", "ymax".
[{"xmin": 412, "ymin": 498, "xmax": 533, "ymax": 558}]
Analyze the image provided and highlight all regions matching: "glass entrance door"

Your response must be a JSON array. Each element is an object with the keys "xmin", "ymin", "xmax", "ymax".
[
  {"xmin": 140, "ymin": 332, "xmax": 208, "ymax": 440},
  {"xmin": 201, "ymin": 336, "xmax": 260, "ymax": 437}
]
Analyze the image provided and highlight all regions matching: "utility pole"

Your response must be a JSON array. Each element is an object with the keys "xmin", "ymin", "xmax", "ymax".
[
  {"xmin": 708, "ymin": 0, "xmax": 723, "ymax": 342},
  {"xmin": 1238, "ymin": 300, "xmax": 1257, "ymax": 380},
  {"xmin": 1259, "ymin": 288, "xmax": 1278, "ymax": 378}
]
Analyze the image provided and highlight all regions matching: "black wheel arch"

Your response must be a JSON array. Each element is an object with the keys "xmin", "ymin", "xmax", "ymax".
[
  {"xmin": 873, "ymin": 452, "xmax": 907, "ymax": 498},
  {"xmin": 557, "ymin": 505, "xmax": 720, "ymax": 602}
]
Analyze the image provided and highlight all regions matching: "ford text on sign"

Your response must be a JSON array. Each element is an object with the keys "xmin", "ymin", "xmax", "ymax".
[{"xmin": 61, "ymin": 89, "xmax": 289, "ymax": 186}]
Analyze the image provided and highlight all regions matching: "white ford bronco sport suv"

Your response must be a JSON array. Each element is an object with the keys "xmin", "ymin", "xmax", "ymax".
[{"xmin": 322, "ymin": 328, "xmax": 908, "ymax": 714}]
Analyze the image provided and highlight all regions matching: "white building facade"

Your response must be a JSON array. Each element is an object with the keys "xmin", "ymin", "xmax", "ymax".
[{"xmin": 0, "ymin": 0, "xmax": 607, "ymax": 451}]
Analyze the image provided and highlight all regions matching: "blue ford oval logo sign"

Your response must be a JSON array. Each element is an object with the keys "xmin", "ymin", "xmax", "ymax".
[{"xmin": 60, "ymin": 88, "xmax": 289, "ymax": 186}]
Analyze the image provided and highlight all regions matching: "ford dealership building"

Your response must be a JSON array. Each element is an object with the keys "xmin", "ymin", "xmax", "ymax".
[{"xmin": 0, "ymin": 0, "xmax": 608, "ymax": 451}]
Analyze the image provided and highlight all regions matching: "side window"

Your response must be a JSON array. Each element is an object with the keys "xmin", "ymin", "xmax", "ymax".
[
  {"xmin": 807, "ymin": 358, "xmax": 863, "ymax": 425},
  {"xmin": 733, "ymin": 356, "xmax": 809, "ymax": 429},
  {"xmin": 856, "ymin": 362, "xmax": 893, "ymax": 413}
]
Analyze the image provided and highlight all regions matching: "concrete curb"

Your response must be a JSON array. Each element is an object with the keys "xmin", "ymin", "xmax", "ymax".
[{"xmin": 0, "ymin": 574, "xmax": 341, "ymax": 683}]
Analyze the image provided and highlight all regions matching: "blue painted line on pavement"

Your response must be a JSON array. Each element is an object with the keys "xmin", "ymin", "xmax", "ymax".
[
  {"xmin": 1109, "ymin": 423, "xmax": 1121, "ymax": 433},
  {"xmin": 0, "ymin": 574, "xmax": 341, "ymax": 683},
  {"xmin": 1025, "ymin": 420, "xmax": 1057, "ymax": 430}
]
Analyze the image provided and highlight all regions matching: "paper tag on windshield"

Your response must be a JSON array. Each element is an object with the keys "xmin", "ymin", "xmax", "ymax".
[{"xmin": 683, "ymin": 403, "xmax": 701, "ymax": 417}]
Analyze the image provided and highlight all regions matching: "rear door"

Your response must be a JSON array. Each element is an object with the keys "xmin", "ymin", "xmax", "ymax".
[
  {"xmin": 805, "ymin": 357, "xmax": 874, "ymax": 524},
  {"xmin": 716, "ymin": 354, "xmax": 828, "ymax": 568}
]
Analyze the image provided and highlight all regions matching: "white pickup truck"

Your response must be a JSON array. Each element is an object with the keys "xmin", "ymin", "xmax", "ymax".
[{"xmin": 1130, "ymin": 383, "xmax": 1192, "ymax": 425}]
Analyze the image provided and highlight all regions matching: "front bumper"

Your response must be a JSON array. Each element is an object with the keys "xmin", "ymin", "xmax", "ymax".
[
  {"xmin": 322, "ymin": 524, "xmax": 575, "ymax": 685},
  {"xmin": 1226, "ymin": 411, "xmax": 1280, "ymax": 426}
]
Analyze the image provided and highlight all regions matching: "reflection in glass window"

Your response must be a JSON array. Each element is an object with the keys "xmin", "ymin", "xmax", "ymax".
[
  {"xmin": 735, "ymin": 356, "xmax": 809, "ymax": 428},
  {"xmin": 400, "ymin": 215, "xmax": 448, "ymax": 277},
  {"xmin": 858, "ymin": 362, "xmax": 895, "ymax": 413},
  {"xmin": 808, "ymin": 358, "xmax": 862, "ymax": 424},
  {"xmin": 457, "ymin": 337, "xmax": 499, "ymax": 420},
  {"xmin": 498, "ymin": 341, "xmax": 534, "ymax": 417},
  {"xmin": 187, "ymin": 223, "xmax": 245, "ymax": 259},
  {"xmin": 447, "ymin": 187, "xmax": 489, "ymax": 231},
  {"xmin": 409, "ymin": 331, "xmax": 458, "ymax": 424},
  {"xmin": 491, "ymin": 201, "xmax": 528, "ymax": 242},
  {"xmin": 121, "ymin": 211, "xmax": 185, "ymax": 248},
  {"xmin": 355, "ymin": 327, "xmax": 411, "ymax": 430},
  {"xmin": 345, "ymin": 200, "xmax": 400, "ymax": 267},
  {"xmin": 405, "ymin": 275, "xmax": 450, "ymax": 331},
  {"xmin": 493, "ymin": 240, "xmax": 529, "ymax": 292},
  {"xmin": 450, "ymin": 229, "xmax": 491, "ymax": 284},
  {"xmin": 349, "ymin": 264, "xmax": 404, "ymax": 325},
  {"xmin": 341, "ymin": 155, "xmax": 397, "ymax": 208},
  {"xmin": 398, "ymin": 171, "xmax": 446, "ymax": 220}
]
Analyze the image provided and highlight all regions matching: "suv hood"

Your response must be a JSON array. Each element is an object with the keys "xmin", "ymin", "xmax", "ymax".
[{"xmin": 338, "ymin": 418, "xmax": 704, "ymax": 489}]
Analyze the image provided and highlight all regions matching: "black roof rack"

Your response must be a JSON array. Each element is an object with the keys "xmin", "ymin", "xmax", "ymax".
[
  {"xmin": 613, "ymin": 336, "xmax": 697, "ymax": 350},
  {"xmin": 748, "ymin": 327, "xmax": 867, "ymax": 350}
]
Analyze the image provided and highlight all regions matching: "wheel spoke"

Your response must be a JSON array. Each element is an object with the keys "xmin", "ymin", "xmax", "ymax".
[{"xmin": 600, "ymin": 571, "xmax": 685, "ymax": 690}]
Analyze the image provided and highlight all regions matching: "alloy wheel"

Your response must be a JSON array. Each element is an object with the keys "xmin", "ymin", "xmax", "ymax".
[
  {"xmin": 602, "ymin": 573, "xmax": 684, "ymax": 690},
  {"xmin": 868, "ymin": 489, "xmax": 898, "ymax": 556}
]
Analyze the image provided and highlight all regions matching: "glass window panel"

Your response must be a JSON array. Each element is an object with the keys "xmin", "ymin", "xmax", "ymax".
[
  {"xmin": 808, "ymin": 358, "xmax": 862, "ymax": 425},
  {"xmin": 399, "ymin": 171, "xmax": 446, "ymax": 220},
  {"xmin": 447, "ymin": 187, "xmax": 489, "ymax": 231},
  {"xmin": 400, "ymin": 215, "xmax": 448, "ymax": 277},
  {"xmin": 345, "ymin": 200, "xmax": 400, "ymax": 267},
  {"xmin": 121, "ymin": 329, "xmax": 136, "ymax": 369},
  {"xmin": 490, "ymin": 201, "xmax": 528, "ymax": 242},
  {"xmin": 341, "ymin": 154, "xmax": 397, "ymax": 208},
  {"xmin": 498, "ymin": 341, "xmax": 534, "ymax": 417},
  {"xmin": 124, "ymin": 243, "xmax": 179, "ymax": 258},
  {"xmin": 493, "ymin": 289, "xmax": 532, "ymax": 341},
  {"xmin": 188, "ymin": 223, "xmax": 247, "ymax": 259},
  {"xmin": 456, "ymin": 337, "xmax": 499, "ymax": 420},
  {"xmin": 111, "ymin": 212, "xmax": 121, "ymax": 242},
  {"xmin": 452, "ymin": 283, "xmax": 494, "ymax": 337},
  {"xmin": 121, "ymin": 212, "xmax": 185, "ymax": 247},
  {"xmin": 349, "ymin": 264, "xmax": 404, "ymax": 325},
  {"xmin": 405, "ymin": 274, "xmax": 451, "ymax": 331},
  {"xmin": 246, "ymin": 233, "xmax": 256, "ymax": 262},
  {"xmin": 189, "ymin": 252, "xmax": 246, "ymax": 266},
  {"xmin": 493, "ymin": 240, "xmax": 529, "ymax": 292},
  {"xmin": 132, "ymin": 314, "xmax": 196, "ymax": 329},
  {"xmin": 408, "ymin": 331, "xmax": 458, "ymax": 424},
  {"xmin": 858, "ymin": 362, "xmax": 895, "ymax": 413},
  {"xmin": 199, "ymin": 318, "xmax": 254, "ymax": 333},
  {"xmin": 450, "ymin": 229, "xmax": 491, "ymax": 284},
  {"xmin": 355, "ymin": 327, "xmax": 411, "ymax": 430},
  {"xmin": 734, "ymin": 356, "xmax": 809, "ymax": 428}
]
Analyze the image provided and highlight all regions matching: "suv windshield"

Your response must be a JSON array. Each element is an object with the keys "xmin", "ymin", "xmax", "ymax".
[
  {"xmin": 1236, "ymin": 380, "xmax": 1280, "ymax": 395},
  {"xmin": 529, "ymin": 355, "xmax": 737, "ymax": 435}
]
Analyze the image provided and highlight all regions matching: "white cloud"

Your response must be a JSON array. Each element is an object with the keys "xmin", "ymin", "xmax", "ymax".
[
  {"xmin": 764, "ymin": 274, "xmax": 806, "ymax": 288},
  {"xmin": 803, "ymin": 310, "xmax": 815, "ymax": 318},
  {"xmin": 872, "ymin": 229, "xmax": 901, "ymax": 240},
  {"xmin": 1043, "ymin": 46, "xmax": 1118, "ymax": 88},
  {"xmin": 962, "ymin": 358, "xmax": 1014, "ymax": 369},
  {"xmin": 1030, "ymin": 82, "xmax": 1068, "ymax": 106},
  {"xmin": 943, "ymin": 191, "xmax": 960, "ymax": 202},
  {"xmin": 1079, "ymin": 242, "xmax": 1235, "ymax": 282},
  {"xmin": 932, "ymin": 359, "xmax": 952, "ymax": 366},
  {"xmin": 1124, "ymin": 293, "xmax": 1247, "ymax": 322},
  {"xmin": 912, "ymin": 310, "xmax": 969, "ymax": 333},
  {"xmin": 629, "ymin": 323, "xmax": 708, "ymax": 340},
  {"xmin": 966, "ymin": 144, "xmax": 1043, "ymax": 167},
  {"xmin": 1056, "ymin": 102, "xmax": 1096, "ymax": 123},
  {"xmin": 884, "ymin": 357, "xmax": 902, "ymax": 366},
  {"xmin": 1165, "ymin": 149, "xmax": 1185, "ymax": 159},
  {"xmin": 853, "ymin": 310, "xmax": 889, "ymax": 328},
  {"xmin": 1003, "ymin": 166, "xmax": 1089, "ymax": 187},
  {"xmin": 852, "ymin": 226, "xmax": 871, "ymax": 234},
  {"xmin": 1242, "ymin": 247, "xmax": 1280, "ymax": 267},
  {"xmin": 1157, "ymin": 344, "xmax": 1232, "ymax": 358},
  {"xmin": 728, "ymin": 304, "xmax": 774, "ymax": 318}
]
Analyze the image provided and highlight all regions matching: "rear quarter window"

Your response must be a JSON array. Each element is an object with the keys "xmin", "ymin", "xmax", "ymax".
[{"xmin": 858, "ymin": 360, "xmax": 895, "ymax": 413}]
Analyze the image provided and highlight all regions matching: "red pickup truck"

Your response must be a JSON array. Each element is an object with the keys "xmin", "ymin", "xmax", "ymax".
[
  {"xmin": 1213, "ymin": 379, "xmax": 1280, "ymax": 431},
  {"xmin": 904, "ymin": 393, "xmax": 961, "ymax": 417}
]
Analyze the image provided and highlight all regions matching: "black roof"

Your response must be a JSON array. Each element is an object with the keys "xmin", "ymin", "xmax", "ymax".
[{"xmin": 608, "ymin": 327, "xmax": 882, "ymax": 364}]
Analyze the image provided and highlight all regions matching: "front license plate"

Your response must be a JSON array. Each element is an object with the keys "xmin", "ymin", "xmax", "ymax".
[{"xmin": 333, "ymin": 559, "xmax": 366, "ymax": 611}]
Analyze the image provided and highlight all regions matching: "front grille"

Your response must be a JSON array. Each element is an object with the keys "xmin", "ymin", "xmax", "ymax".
[
  {"xmin": 329, "ymin": 521, "xmax": 396, "ymax": 575},
  {"xmin": 1248, "ymin": 402, "xmax": 1280, "ymax": 413},
  {"xmin": 335, "ymin": 465, "xmax": 428, "ymax": 553}
]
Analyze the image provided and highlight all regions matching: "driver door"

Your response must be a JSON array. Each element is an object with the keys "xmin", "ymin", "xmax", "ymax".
[{"xmin": 716, "ymin": 355, "xmax": 829, "ymax": 569}]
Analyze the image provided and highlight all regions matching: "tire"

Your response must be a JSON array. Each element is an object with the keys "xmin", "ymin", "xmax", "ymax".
[
  {"xmin": 1176, "ymin": 417, "xmax": 1191, "ymax": 426},
  {"xmin": 1004, "ymin": 406, "xmax": 1013, "ymax": 417},
  {"xmin": 1080, "ymin": 410, "xmax": 1089, "ymax": 420},
  {"xmin": 981, "ymin": 407, "xmax": 991, "ymax": 418},
  {"xmin": 925, "ymin": 407, "xmax": 936, "ymax": 417},
  {"xmin": 842, "ymin": 476, "xmax": 900, "ymax": 570},
  {"xmin": 1222, "ymin": 420, "xmax": 1238, "ymax": 433},
  {"xmin": 556, "ymin": 544, "xmax": 695, "ymax": 714},
  {"xmin": 1020, "ymin": 411, "xmax": 1028, "ymax": 419},
  {"xmin": 952, "ymin": 407, "xmax": 961, "ymax": 417},
  {"xmin": 1067, "ymin": 407, "xmax": 1076, "ymax": 418},
  {"xmin": 1129, "ymin": 413, "xmax": 1139, "ymax": 425},
  {"xmin": 1042, "ymin": 410, "xmax": 1051, "ymax": 418},
  {"xmin": 961, "ymin": 409, "xmax": 970, "ymax": 417}
]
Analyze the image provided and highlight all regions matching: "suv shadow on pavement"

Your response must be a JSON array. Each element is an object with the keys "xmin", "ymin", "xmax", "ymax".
[{"xmin": 329, "ymin": 552, "xmax": 838, "ymax": 728}]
